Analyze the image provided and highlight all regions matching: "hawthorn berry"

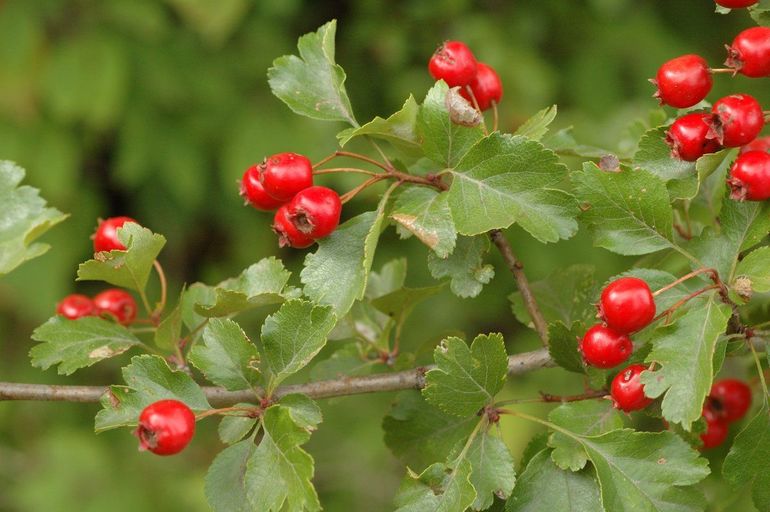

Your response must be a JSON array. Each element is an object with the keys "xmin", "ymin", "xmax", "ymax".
[
  {"xmin": 93, "ymin": 216, "xmax": 137, "ymax": 253},
  {"xmin": 727, "ymin": 150, "xmax": 770, "ymax": 201},
  {"xmin": 428, "ymin": 41, "xmax": 478, "ymax": 87},
  {"xmin": 726, "ymin": 27, "xmax": 770, "ymax": 78},
  {"xmin": 460, "ymin": 62, "xmax": 503, "ymax": 111},
  {"xmin": 135, "ymin": 399, "xmax": 196, "ymax": 456},
  {"xmin": 611, "ymin": 364, "xmax": 653, "ymax": 412},
  {"xmin": 652, "ymin": 54, "xmax": 712, "ymax": 109},
  {"xmin": 715, "ymin": 0, "xmax": 758, "ymax": 7},
  {"xmin": 259, "ymin": 152, "xmax": 314, "ymax": 202},
  {"xmin": 700, "ymin": 401, "xmax": 729, "ymax": 449},
  {"xmin": 579, "ymin": 324, "xmax": 633, "ymax": 369},
  {"xmin": 666, "ymin": 113, "xmax": 722, "ymax": 162},
  {"xmin": 287, "ymin": 186, "xmax": 342, "ymax": 239},
  {"xmin": 599, "ymin": 277, "xmax": 656, "ymax": 334},
  {"xmin": 240, "ymin": 165, "xmax": 285, "ymax": 211},
  {"xmin": 93, "ymin": 289, "xmax": 137, "ymax": 325},
  {"xmin": 710, "ymin": 379, "xmax": 752, "ymax": 422},
  {"xmin": 273, "ymin": 205, "xmax": 314, "ymax": 249},
  {"xmin": 709, "ymin": 94, "xmax": 764, "ymax": 147},
  {"xmin": 740, "ymin": 135, "xmax": 770, "ymax": 154},
  {"xmin": 56, "ymin": 294, "xmax": 96, "ymax": 320}
]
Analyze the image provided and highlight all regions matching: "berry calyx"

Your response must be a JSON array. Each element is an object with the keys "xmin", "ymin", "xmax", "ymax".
[
  {"xmin": 134, "ymin": 399, "xmax": 196, "ymax": 456},
  {"xmin": 259, "ymin": 152, "xmax": 314, "ymax": 202},
  {"xmin": 726, "ymin": 27, "xmax": 770, "ymax": 78},
  {"xmin": 611, "ymin": 364, "xmax": 654, "ymax": 412},
  {"xmin": 708, "ymin": 94, "xmax": 764, "ymax": 147},
  {"xmin": 287, "ymin": 186, "xmax": 342, "ymax": 239},
  {"xmin": 715, "ymin": 0, "xmax": 758, "ymax": 7},
  {"xmin": 240, "ymin": 165, "xmax": 285, "ymax": 211},
  {"xmin": 710, "ymin": 379, "xmax": 752, "ymax": 422},
  {"xmin": 273, "ymin": 205, "xmax": 314, "ymax": 249},
  {"xmin": 740, "ymin": 135, "xmax": 770, "ymax": 154},
  {"xmin": 428, "ymin": 41, "xmax": 478, "ymax": 87},
  {"xmin": 727, "ymin": 150, "xmax": 770, "ymax": 201},
  {"xmin": 56, "ymin": 294, "xmax": 96, "ymax": 320},
  {"xmin": 579, "ymin": 324, "xmax": 633, "ymax": 369},
  {"xmin": 598, "ymin": 277, "xmax": 656, "ymax": 334},
  {"xmin": 666, "ymin": 113, "xmax": 722, "ymax": 162},
  {"xmin": 460, "ymin": 62, "xmax": 503, "ymax": 111},
  {"xmin": 93, "ymin": 216, "xmax": 137, "ymax": 253},
  {"xmin": 700, "ymin": 401, "xmax": 729, "ymax": 449},
  {"xmin": 93, "ymin": 289, "xmax": 137, "ymax": 325},
  {"xmin": 652, "ymin": 54, "xmax": 713, "ymax": 109}
]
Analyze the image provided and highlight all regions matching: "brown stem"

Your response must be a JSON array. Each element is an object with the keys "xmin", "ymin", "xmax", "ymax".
[
  {"xmin": 340, "ymin": 175, "xmax": 388, "ymax": 204},
  {"xmin": 492, "ymin": 101, "xmax": 499, "ymax": 132},
  {"xmin": 496, "ymin": 389, "xmax": 608, "ymax": 406},
  {"xmin": 151, "ymin": 260, "xmax": 167, "ymax": 323},
  {"xmin": 195, "ymin": 405, "xmax": 260, "ymax": 420},
  {"xmin": 313, "ymin": 167, "xmax": 378, "ymax": 177},
  {"xmin": 652, "ymin": 285, "xmax": 721, "ymax": 324},
  {"xmin": 331, "ymin": 150, "xmax": 392, "ymax": 172},
  {"xmin": 652, "ymin": 268, "xmax": 718, "ymax": 297},
  {"xmin": 710, "ymin": 68, "xmax": 736, "ymax": 74}
]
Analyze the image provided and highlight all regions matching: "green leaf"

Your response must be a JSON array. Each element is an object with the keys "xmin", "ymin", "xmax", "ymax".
[
  {"xmin": 547, "ymin": 400, "xmax": 623, "ymax": 471},
  {"xmin": 447, "ymin": 133, "xmax": 578, "ymax": 242},
  {"xmin": 218, "ymin": 408, "xmax": 258, "ymax": 445},
  {"xmin": 463, "ymin": 431, "xmax": 516, "ymax": 510},
  {"xmin": 391, "ymin": 187, "xmax": 456, "ymax": 258},
  {"xmin": 723, "ymin": 405, "xmax": 770, "ymax": 511},
  {"xmin": 547, "ymin": 322, "xmax": 585, "ymax": 374},
  {"xmin": 513, "ymin": 105, "xmax": 557, "ymax": 141},
  {"xmin": 640, "ymin": 295, "xmax": 731, "ymax": 430},
  {"xmin": 94, "ymin": 354, "xmax": 210, "ymax": 432},
  {"xmin": 310, "ymin": 343, "xmax": 378, "ymax": 380},
  {"xmin": 153, "ymin": 295, "xmax": 183, "ymax": 350},
  {"xmin": 337, "ymin": 95, "xmax": 420, "ymax": 156},
  {"xmin": 260, "ymin": 299, "xmax": 336, "ymax": 391},
  {"xmin": 278, "ymin": 394, "xmax": 322, "ymax": 430},
  {"xmin": 189, "ymin": 318, "xmax": 260, "ymax": 391},
  {"xmin": 632, "ymin": 126, "xmax": 698, "ymax": 200},
  {"xmin": 735, "ymin": 246, "xmax": 770, "ymax": 293},
  {"xmin": 0, "ymin": 161, "xmax": 67, "ymax": 276},
  {"xmin": 428, "ymin": 235, "xmax": 494, "ymax": 298},
  {"xmin": 419, "ymin": 81, "xmax": 484, "ymax": 167},
  {"xmin": 194, "ymin": 258, "xmax": 292, "ymax": 317},
  {"xmin": 30, "ymin": 316, "xmax": 140, "ymax": 375},
  {"xmin": 267, "ymin": 20, "xmax": 356, "ymax": 126},
  {"xmin": 205, "ymin": 439, "xmax": 255, "ymax": 512},
  {"xmin": 371, "ymin": 283, "xmax": 444, "ymax": 318},
  {"xmin": 423, "ymin": 333, "xmax": 508, "ymax": 417},
  {"xmin": 77, "ymin": 222, "xmax": 166, "ymax": 292},
  {"xmin": 244, "ymin": 405, "xmax": 320, "ymax": 512},
  {"xmin": 181, "ymin": 282, "xmax": 216, "ymax": 331},
  {"xmin": 366, "ymin": 258, "xmax": 407, "ymax": 299},
  {"xmin": 573, "ymin": 162, "xmax": 675, "ymax": 256},
  {"xmin": 394, "ymin": 460, "xmax": 476, "ymax": 512},
  {"xmin": 506, "ymin": 450, "xmax": 601, "ymax": 512}
]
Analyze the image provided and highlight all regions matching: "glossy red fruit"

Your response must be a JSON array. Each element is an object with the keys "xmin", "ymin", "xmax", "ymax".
[
  {"xmin": 428, "ymin": 41, "xmax": 478, "ymax": 87},
  {"xmin": 93, "ymin": 216, "xmax": 137, "ymax": 253},
  {"xmin": 93, "ymin": 289, "xmax": 137, "ymax": 325},
  {"xmin": 740, "ymin": 135, "xmax": 770, "ymax": 154},
  {"xmin": 273, "ymin": 205, "xmax": 314, "ymax": 249},
  {"xmin": 666, "ymin": 113, "xmax": 722, "ymax": 161},
  {"xmin": 286, "ymin": 186, "xmax": 341, "ymax": 239},
  {"xmin": 134, "ymin": 400, "xmax": 195, "ymax": 456},
  {"xmin": 599, "ymin": 277, "xmax": 656, "ymax": 334},
  {"xmin": 56, "ymin": 294, "xmax": 96, "ymax": 320},
  {"xmin": 611, "ymin": 364, "xmax": 654, "ymax": 412},
  {"xmin": 700, "ymin": 402, "xmax": 729, "ymax": 449},
  {"xmin": 710, "ymin": 379, "xmax": 752, "ymax": 422},
  {"xmin": 259, "ymin": 152, "xmax": 313, "ymax": 202},
  {"xmin": 459, "ymin": 62, "xmax": 503, "ymax": 111},
  {"xmin": 709, "ymin": 94, "xmax": 764, "ymax": 147},
  {"xmin": 239, "ymin": 165, "xmax": 285, "ymax": 211},
  {"xmin": 726, "ymin": 27, "xmax": 770, "ymax": 78},
  {"xmin": 715, "ymin": 0, "xmax": 758, "ymax": 7},
  {"xmin": 652, "ymin": 54, "xmax": 713, "ymax": 109},
  {"xmin": 728, "ymin": 150, "xmax": 770, "ymax": 201},
  {"xmin": 579, "ymin": 324, "xmax": 633, "ymax": 369}
]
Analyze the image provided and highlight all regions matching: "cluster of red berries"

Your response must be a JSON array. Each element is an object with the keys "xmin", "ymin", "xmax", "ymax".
[
  {"xmin": 134, "ymin": 399, "xmax": 196, "ymax": 455},
  {"xmin": 240, "ymin": 152, "xmax": 342, "ymax": 249},
  {"xmin": 428, "ymin": 41, "xmax": 503, "ymax": 111},
  {"xmin": 700, "ymin": 379, "xmax": 752, "ymax": 448},
  {"xmin": 56, "ymin": 289, "xmax": 137, "ymax": 325}
]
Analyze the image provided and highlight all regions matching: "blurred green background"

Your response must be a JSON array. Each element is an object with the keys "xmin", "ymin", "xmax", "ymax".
[{"xmin": 0, "ymin": 1, "xmax": 764, "ymax": 511}]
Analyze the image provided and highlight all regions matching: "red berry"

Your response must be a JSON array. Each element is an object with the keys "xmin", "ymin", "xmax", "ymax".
[
  {"xmin": 666, "ymin": 113, "xmax": 722, "ymax": 162},
  {"xmin": 726, "ymin": 27, "xmax": 770, "ymax": 78},
  {"xmin": 56, "ymin": 294, "xmax": 96, "ymax": 320},
  {"xmin": 240, "ymin": 165, "xmax": 285, "ymax": 211},
  {"xmin": 260, "ymin": 152, "xmax": 313, "ymax": 202},
  {"xmin": 652, "ymin": 55, "xmax": 713, "ymax": 109},
  {"xmin": 93, "ymin": 289, "xmax": 137, "ymax": 325},
  {"xmin": 93, "ymin": 216, "xmax": 137, "ymax": 253},
  {"xmin": 273, "ymin": 205, "xmax": 314, "ymax": 249},
  {"xmin": 611, "ymin": 364, "xmax": 654, "ymax": 412},
  {"xmin": 740, "ymin": 135, "xmax": 770, "ymax": 154},
  {"xmin": 579, "ymin": 324, "xmax": 633, "ymax": 369},
  {"xmin": 134, "ymin": 399, "xmax": 196, "ymax": 456},
  {"xmin": 286, "ymin": 186, "xmax": 342, "ymax": 239},
  {"xmin": 459, "ymin": 62, "xmax": 503, "ymax": 111},
  {"xmin": 715, "ymin": 0, "xmax": 758, "ymax": 7},
  {"xmin": 708, "ymin": 94, "xmax": 764, "ymax": 147},
  {"xmin": 710, "ymin": 379, "xmax": 752, "ymax": 422},
  {"xmin": 599, "ymin": 277, "xmax": 656, "ymax": 334},
  {"xmin": 428, "ymin": 41, "xmax": 478, "ymax": 87},
  {"xmin": 728, "ymin": 150, "xmax": 770, "ymax": 201},
  {"xmin": 700, "ymin": 402, "xmax": 729, "ymax": 449}
]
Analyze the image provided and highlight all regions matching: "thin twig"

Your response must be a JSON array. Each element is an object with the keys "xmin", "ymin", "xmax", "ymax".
[
  {"xmin": 151, "ymin": 260, "xmax": 167, "ymax": 322},
  {"xmin": 652, "ymin": 267, "xmax": 717, "ymax": 297}
]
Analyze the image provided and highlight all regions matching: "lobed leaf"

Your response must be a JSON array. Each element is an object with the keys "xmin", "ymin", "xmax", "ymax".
[
  {"xmin": 513, "ymin": 105, "xmax": 557, "ymax": 141},
  {"xmin": 391, "ymin": 187, "xmax": 456, "ymax": 258},
  {"xmin": 427, "ymin": 235, "xmax": 494, "ymax": 298},
  {"xmin": 189, "ymin": 318, "xmax": 260, "ymax": 391},
  {"xmin": 547, "ymin": 400, "xmax": 623, "ymax": 471},
  {"xmin": 393, "ymin": 460, "xmax": 476, "ymax": 512},
  {"xmin": 337, "ymin": 95, "xmax": 420, "ymax": 157}
]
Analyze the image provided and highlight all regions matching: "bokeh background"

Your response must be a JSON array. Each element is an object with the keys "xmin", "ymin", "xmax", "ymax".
[{"xmin": 0, "ymin": 1, "xmax": 764, "ymax": 510}]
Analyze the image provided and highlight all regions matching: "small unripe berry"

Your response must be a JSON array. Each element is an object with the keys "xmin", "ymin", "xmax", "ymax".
[
  {"xmin": 726, "ymin": 27, "xmax": 770, "ymax": 78},
  {"xmin": 710, "ymin": 379, "xmax": 752, "ymax": 422},
  {"xmin": 428, "ymin": 41, "xmax": 478, "ymax": 87},
  {"xmin": 666, "ymin": 113, "xmax": 722, "ymax": 162},
  {"xmin": 611, "ymin": 364, "xmax": 654, "ymax": 412},
  {"xmin": 579, "ymin": 324, "xmax": 633, "ymax": 369},
  {"xmin": 93, "ymin": 289, "xmax": 137, "ymax": 325},
  {"xmin": 240, "ymin": 165, "xmax": 285, "ymax": 211},
  {"xmin": 273, "ymin": 205, "xmax": 314, "ymax": 249},
  {"xmin": 728, "ymin": 150, "xmax": 770, "ymax": 201},
  {"xmin": 715, "ymin": 0, "xmax": 758, "ymax": 8},
  {"xmin": 700, "ymin": 401, "xmax": 729, "ymax": 449},
  {"xmin": 135, "ymin": 399, "xmax": 196, "ymax": 456},
  {"xmin": 56, "ymin": 294, "xmax": 96, "ymax": 320},
  {"xmin": 287, "ymin": 186, "xmax": 342, "ymax": 239},
  {"xmin": 93, "ymin": 217, "xmax": 137, "ymax": 253},
  {"xmin": 599, "ymin": 277, "xmax": 656, "ymax": 334},
  {"xmin": 260, "ymin": 152, "xmax": 314, "ymax": 202},
  {"xmin": 652, "ymin": 54, "xmax": 712, "ymax": 109},
  {"xmin": 460, "ymin": 62, "xmax": 503, "ymax": 111},
  {"xmin": 708, "ymin": 94, "xmax": 764, "ymax": 147}
]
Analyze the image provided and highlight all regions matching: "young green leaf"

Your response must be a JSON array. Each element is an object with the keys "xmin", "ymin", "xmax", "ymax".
[
  {"xmin": 278, "ymin": 394, "xmax": 322, "ymax": 430},
  {"xmin": 427, "ymin": 235, "xmax": 494, "ymax": 298},
  {"xmin": 366, "ymin": 258, "xmax": 408, "ymax": 299},
  {"xmin": 391, "ymin": 187, "xmax": 457, "ymax": 258},
  {"xmin": 723, "ymin": 405, "xmax": 770, "ymax": 511},
  {"xmin": 218, "ymin": 409, "xmax": 258, "ymax": 445},
  {"xmin": 153, "ymin": 295, "xmax": 183, "ymax": 350},
  {"xmin": 189, "ymin": 318, "xmax": 260, "ymax": 391},
  {"xmin": 337, "ymin": 95, "xmax": 420, "ymax": 157},
  {"xmin": 513, "ymin": 105, "xmax": 557, "ymax": 141},
  {"xmin": 547, "ymin": 400, "xmax": 623, "ymax": 471},
  {"xmin": 735, "ymin": 246, "xmax": 770, "ymax": 293},
  {"xmin": 205, "ymin": 439, "xmax": 255, "ymax": 512},
  {"xmin": 310, "ymin": 343, "xmax": 379, "ymax": 380},
  {"xmin": 632, "ymin": 126, "xmax": 698, "ymax": 200},
  {"xmin": 394, "ymin": 460, "xmax": 476, "ymax": 512},
  {"xmin": 547, "ymin": 321, "xmax": 586, "ymax": 374},
  {"xmin": 371, "ymin": 283, "xmax": 444, "ymax": 318},
  {"xmin": 463, "ymin": 431, "xmax": 516, "ymax": 510},
  {"xmin": 181, "ymin": 282, "xmax": 216, "ymax": 331}
]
